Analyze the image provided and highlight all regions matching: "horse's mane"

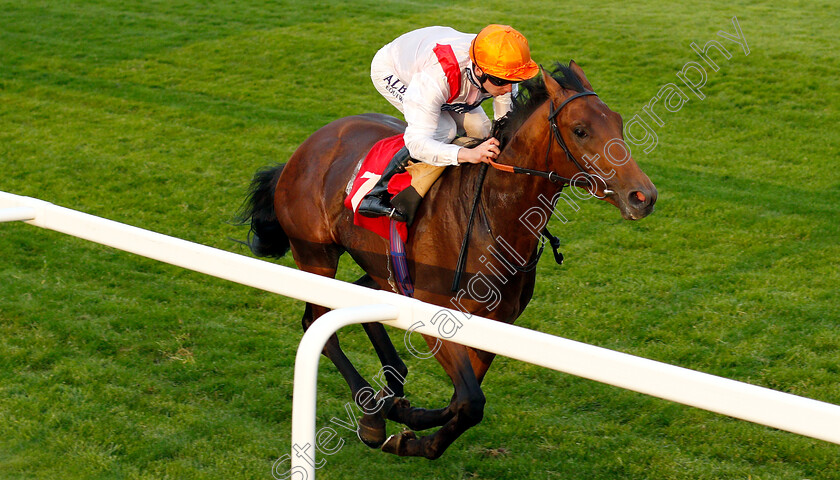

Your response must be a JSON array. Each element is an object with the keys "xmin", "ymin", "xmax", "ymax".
[{"xmin": 491, "ymin": 62, "xmax": 586, "ymax": 150}]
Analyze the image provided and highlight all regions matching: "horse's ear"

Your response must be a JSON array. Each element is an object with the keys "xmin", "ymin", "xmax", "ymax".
[
  {"xmin": 541, "ymin": 65, "xmax": 565, "ymax": 99},
  {"xmin": 569, "ymin": 60, "xmax": 594, "ymax": 91}
]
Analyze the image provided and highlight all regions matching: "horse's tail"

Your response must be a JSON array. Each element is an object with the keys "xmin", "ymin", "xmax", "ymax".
[{"xmin": 238, "ymin": 164, "xmax": 290, "ymax": 258}]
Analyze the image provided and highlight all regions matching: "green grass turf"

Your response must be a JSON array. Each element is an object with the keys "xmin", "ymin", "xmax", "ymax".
[{"xmin": 2, "ymin": 1, "xmax": 839, "ymax": 478}]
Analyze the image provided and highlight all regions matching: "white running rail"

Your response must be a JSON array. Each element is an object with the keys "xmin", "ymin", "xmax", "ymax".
[{"xmin": 2, "ymin": 190, "xmax": 839, "ymax": 480}]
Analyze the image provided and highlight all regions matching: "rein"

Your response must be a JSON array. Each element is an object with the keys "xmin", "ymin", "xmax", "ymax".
[{"xmin": 486, "ymin": 159, "xmax": 587, "ymax": 186}]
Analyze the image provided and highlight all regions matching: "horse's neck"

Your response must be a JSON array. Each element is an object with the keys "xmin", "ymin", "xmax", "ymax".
[{"xmin": 479, "ymin": 106, "xmax": 559, "ymax": 261}]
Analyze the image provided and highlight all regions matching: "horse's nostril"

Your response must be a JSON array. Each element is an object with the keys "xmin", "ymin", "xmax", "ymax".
[{"xmin": 629, "ymin": 191, "xmax": 647, "ymax": 207}]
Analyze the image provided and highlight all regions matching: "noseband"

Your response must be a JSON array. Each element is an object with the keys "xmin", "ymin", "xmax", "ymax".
[{"xmin": 488, "ymin": 90, "xmax": 602, "ymax": 190}]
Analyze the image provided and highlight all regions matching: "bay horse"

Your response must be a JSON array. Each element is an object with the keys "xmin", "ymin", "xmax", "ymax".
[{"xmin": 240, "ymin": 62, "xmax": 656, "ymax": 459}]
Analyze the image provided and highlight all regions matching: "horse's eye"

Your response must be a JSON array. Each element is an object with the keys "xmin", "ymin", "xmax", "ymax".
[{"xmin": 573, "ymin": 128, "xmax": 587, "ymax": 139}]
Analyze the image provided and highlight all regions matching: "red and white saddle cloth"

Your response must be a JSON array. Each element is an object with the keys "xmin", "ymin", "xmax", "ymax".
[{"xmin": 344, "ymin": 134, "xmax": 411, "ymax": 242}]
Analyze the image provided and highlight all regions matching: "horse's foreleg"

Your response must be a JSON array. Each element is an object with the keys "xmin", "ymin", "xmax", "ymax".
[
  {"xmin": 386, "ymin": 400, "xmax": 453, "ymax": 431},
  {"xmin": 384, "ymin": 335, "xmax": 475, "ymax": 431},
  {"xmin": 381, "ymin": 342, "xmax": 485, "ymax": 459},
  {"xmin": 386, "ymin": 345, "xmax": 497, "ymax": 431},
  {"xmin": 384, "ymin": 336, "xmax": 458, "ymax": 431}
]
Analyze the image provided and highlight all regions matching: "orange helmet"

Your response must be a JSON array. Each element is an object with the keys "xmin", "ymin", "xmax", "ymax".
[{"xmin": 469, "ymin": 24, "xmax": 539, "ymax": 81}]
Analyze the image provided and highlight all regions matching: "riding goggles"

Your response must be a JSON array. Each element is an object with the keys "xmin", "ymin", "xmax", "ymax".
[{"xmin": 484, "ymin": 74, "xmax": 515, "ymax": 87}]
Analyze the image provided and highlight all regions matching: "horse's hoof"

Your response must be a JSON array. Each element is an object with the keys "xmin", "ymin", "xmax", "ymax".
[
  {"xmin": 386, "ymin": 397, "xmax": 411, "ymax": 422},
  {"xmin": 381, "ymin": 430, "xmax": 417, "ymax": 456},
  {"xmin": 357, "ymin": 415, "xmax": 386, "ymax": 448},
  {"xmin": 379, "ymin": 394, "xmax": 400, "ymax": 416}
]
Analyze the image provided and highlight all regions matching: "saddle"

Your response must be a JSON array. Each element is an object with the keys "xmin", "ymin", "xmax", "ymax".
[{"xmin": 344, "ymin": 135, "xmax": 481, "ymax": 241}]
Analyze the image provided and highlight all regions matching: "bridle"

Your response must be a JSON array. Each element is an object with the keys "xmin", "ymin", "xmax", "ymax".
[
  {"xmin": 488, "ymin": 90, "xmax": 608, "ymax": 194},
  {"xmin": 452, "ymin": 90, "xmax": 608, "ymax": 290}
]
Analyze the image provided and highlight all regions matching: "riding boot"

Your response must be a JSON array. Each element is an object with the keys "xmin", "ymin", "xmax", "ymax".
[{"xmin": 358, "ymin": 147, "xmax": 411, "ymax": 222}]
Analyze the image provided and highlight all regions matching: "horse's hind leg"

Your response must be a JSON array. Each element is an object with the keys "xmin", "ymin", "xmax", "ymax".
[
  {"xmin": 300, "ymin": 302, "xmax": 372, "ymax": 393},
  {"xmin": 349, "ymin": 277, "xmax": 466, "ymax": 434},
  {"xmin": 293, "ymin": 248, "xmax": 453, "ymax": 449},
  {"xmin": 305, "ymin": 272, "xmax": 446, "ymax": 446},
  {"xmin": 353, "ymin": 275, "xmax": 458, "ymax": 437},
  {"xmin": 291, "ymin": 243, "xmax": 385, "ymax": 447},
  {"xmin": 354, "ymin": 274, "xmax": 408, "ymax": 397},
  {"xmin": 354, "ymin": 274, "xmax": 410, "ymax": 447},
  {"xmin": 302, "ymin": 300, "xmax": 394, "ymax": 450},
  {"xmin": 360, "ymin": 313, "xmax": 456, "ymax": 437}
]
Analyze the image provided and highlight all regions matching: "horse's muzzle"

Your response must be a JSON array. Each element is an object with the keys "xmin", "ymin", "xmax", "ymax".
[{"xmin": 620, "ymin": 185, "xmax": 657, "ymax": 220}]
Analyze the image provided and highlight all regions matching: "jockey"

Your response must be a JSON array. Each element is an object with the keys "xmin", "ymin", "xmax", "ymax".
[{"xmin": 358, "ymin": 24, "xmax": 540, "ymax": 222}]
